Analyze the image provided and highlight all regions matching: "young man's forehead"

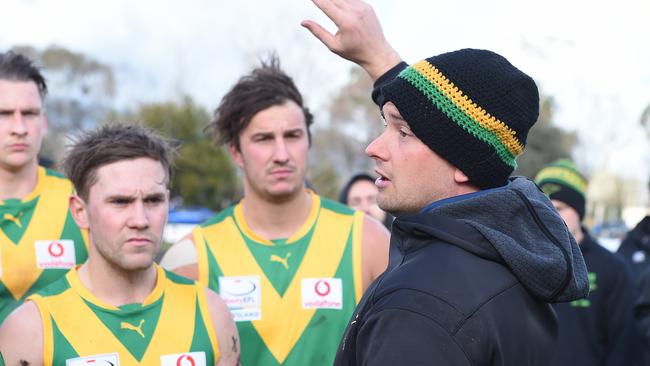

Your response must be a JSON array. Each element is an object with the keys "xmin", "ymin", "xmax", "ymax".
[
  {"xmin": 91, "ymin": 158, "xmax": 168, "ymax": 187},
  {"xmin": 0, "ymin": 79, "xmax": 43, "ymax": 103}
]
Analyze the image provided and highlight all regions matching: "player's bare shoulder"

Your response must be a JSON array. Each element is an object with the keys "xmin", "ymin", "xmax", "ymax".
[
  {"xmin": 0, "ymin": 300, "xmax": 44, "ymax": 365},
  {"xmin": 204, "ymin": 288, "xmax": 240, "ymax": 366},
  {"xmin": 361, "ymin": 214, "xmax": 390, "ymax": 289}
]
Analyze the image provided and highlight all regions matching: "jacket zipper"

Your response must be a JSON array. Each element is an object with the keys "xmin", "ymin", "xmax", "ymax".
[{"xmin": 512, "ymin": 189, "xmax": 573, "ymax": 300}]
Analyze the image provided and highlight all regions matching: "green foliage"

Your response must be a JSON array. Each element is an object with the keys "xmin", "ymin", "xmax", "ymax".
[
  {"xmin": 120, "ymin": 97, "xmax": 239, "ymax": 210},
  {"xmin": 513, "ymin": 96, "xmax": 576, "ymax": 179},
  {"xmin": 308, "ymin": 163, "xmax": 340, "ymax": 200}
]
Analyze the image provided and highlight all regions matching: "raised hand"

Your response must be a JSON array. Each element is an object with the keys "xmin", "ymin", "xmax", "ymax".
[{"xmin": 302, "ymin": 0, "xmax": 402, "ymax": 81}]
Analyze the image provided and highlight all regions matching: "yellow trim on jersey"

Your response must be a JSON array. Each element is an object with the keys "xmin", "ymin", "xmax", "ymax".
[
  {"xmin": 197, "ymin": 287, "xmax": 220, "ymax": 360},
  {"xmin": 35, "ymin": 267, "xmax": 199, "ymax": 364},
  {"xmin": 233, "ymin": 191, "xmax": 321, "ymax": 245},
  {"xmin": 30, "ymin": 294, "xmax": 54, "ymax": 366},
  {"xmin": 203, "ymin": 206, "xmax": 353, "ymax": 363},
  {"xmin": 0, "ymin": 167, "xmax": 72, "ymax": 300},
  {"xmin": 352, "ymin": 211, "xmax": 364, "ymax": 303}
]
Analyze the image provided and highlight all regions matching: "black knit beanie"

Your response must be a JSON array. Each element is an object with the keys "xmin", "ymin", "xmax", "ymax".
[
  {"xmin": 535, "ymin": 159, "xmax": 587, "ymax": 220},
  {"xmin": 379, "ymin": 49, "xmax": 539, "ymax": 189}
]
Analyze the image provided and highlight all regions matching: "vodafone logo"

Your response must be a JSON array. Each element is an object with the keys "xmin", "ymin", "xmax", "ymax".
[
  {"xmin": 48, "ymin": 241, "xmax": 65, "ymax": 257},
  {"xmin": 36, "ymin": 240, "xmax": 75, "ymax": 269},
  {"xmin": 302, "ymin": 278, "xmax": 343, "ymax": 310},
  {"xmin": 161, "ymin": 352, "xmax": 206, "ymax": 366},
  {"xmin": 314, "ymin": 280, "xmax": 331, "ymax": 297},
  {"xmin": 176, "ymin": 355, "xmax": 195, "ymax": 366},
  {"xmin": 65, "ymin": 353, "xmax": 119, "ymax": 366},
  {"xmin": 84, "ymin": 360, "xmax": 115, "ymax": 365}
]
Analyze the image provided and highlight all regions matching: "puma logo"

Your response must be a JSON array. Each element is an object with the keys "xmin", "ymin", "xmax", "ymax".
[
  {"xmin": 270, "ymin": 253, "xmax": 291, "ymax": 269},
  {"xmin": 3, "ymin": 212, "xmax": 23, "ymax": 228},
  {"xmin": 120, "ymin": 319, "xmax": 145, "ymax": 338}
]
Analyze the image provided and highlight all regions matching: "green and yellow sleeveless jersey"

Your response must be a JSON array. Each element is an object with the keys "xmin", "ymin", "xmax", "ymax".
[
  {"xmin": 194, "ymin": 191, "xmax": 364, "ymax": 366},
  {"xmin": 0, "ymin": 166, "xmax": 88, "ymax": 322},
  {"xmin": 28, "ymin": 265, "xmax": 219, "ymax": 365}
]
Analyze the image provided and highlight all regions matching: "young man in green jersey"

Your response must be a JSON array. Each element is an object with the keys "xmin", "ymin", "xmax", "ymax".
[
  {"xmin": 0, "ymin": 124, "xmax": 240, "ymax": 365},
  {"xmin": 161, "ymin": 57, "xmax": 390, "ymax": 366},
  {"xmin": 0, "ymin": 51, "xmax": 88, "ymax": 323}
]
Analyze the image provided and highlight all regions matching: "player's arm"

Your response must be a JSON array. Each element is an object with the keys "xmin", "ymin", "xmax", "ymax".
[
  {"xmin": 302, "ymin": 0, "xmax": 402, "ymax": 81},
  {"xmin": 205, "ymin": 289, "xmax": 240, "ymax": 366},
  {"xmin": 160, "ymin": 232, "xmax": 199, "ymax": 280},
  {"xmin": 0, "ymin": 301, "xmax": 44, "ymax": 366},
  {"xmin": 361, "ymin": 215, "xmax": 390, "ymax": 291}
]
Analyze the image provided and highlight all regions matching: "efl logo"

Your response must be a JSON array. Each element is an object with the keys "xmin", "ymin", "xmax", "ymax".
[
  {"xmin": 160, "ymin": 352, "xmax": 206, "ymax": 366},
  {"xmin": 35, "ymin": 240, "xmax": 76, "ymax": 269},
  {"xmin": 302, "ymin": 278, "xmax": 343, "ymax": 310},
  {"xmin": 219, "ymin": 276, "xmax": 262, "ymax": 322},
  {"xmin": 66, "ymin": 353, "xmax": 119, "ymax": 366}
]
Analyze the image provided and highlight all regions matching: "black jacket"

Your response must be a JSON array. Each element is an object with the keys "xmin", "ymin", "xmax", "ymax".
[
  {"xmin": 334, "ymin": 178, "xmax": 589, "ymax": 366},
  {"xmin": 618, "ymin": 216, "xmax": 650, "ymax": 285},
  {"xmin": 552, "ymin": 231, "xmax": 638, "ymax": 366}
]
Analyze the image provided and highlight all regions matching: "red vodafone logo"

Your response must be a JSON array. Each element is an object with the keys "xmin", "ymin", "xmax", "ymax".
[
  {"xmin": 84, "ymin": 360, "xmax": 115, "ymax": 366},
  {"xmin": 176, "ymin": 355, "xmax": 195, "ymax": 366},
  {"xmin": 314, "ymin": 279, "xmax": 331, "ymax": 297},
  {"xmin": 48, "ymin": 241, "xmax": 65, "ymax": 257}
]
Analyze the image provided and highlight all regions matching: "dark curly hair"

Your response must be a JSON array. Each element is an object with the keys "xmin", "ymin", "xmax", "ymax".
[{"xmin": 208, "ymin": 55, "xmax": 313, "ymax": 151}]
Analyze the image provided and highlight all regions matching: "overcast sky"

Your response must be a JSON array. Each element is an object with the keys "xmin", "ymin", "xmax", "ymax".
[{"xmin": 2, "ymin": 0, "xmax": 649, "ymax": 188}]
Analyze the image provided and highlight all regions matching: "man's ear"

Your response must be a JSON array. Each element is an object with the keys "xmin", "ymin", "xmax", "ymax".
[
  {"xmin": 453, "ymin": 169, "xmax": 470, "ymax": 184},
  {"xmin": 69, "ymin": 195, "xmax": 89, "ymax": 230},
  {"xmin": 228, "ymin": 142, "xmax": 244, "ymax": 168}
]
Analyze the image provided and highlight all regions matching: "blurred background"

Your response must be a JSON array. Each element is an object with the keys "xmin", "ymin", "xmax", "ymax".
[{"xmin": 3, "ymin": 0, "xmax": 649, "ymax": 249}]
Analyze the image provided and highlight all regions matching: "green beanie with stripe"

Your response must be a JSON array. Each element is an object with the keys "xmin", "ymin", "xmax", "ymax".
[
  {"xmin": 379, "ymin": 49, "xmax": 539, "ymax": 188},
  {"xmin": 535, "ymin": 159, "xmax": 587, "ymax": 219}
]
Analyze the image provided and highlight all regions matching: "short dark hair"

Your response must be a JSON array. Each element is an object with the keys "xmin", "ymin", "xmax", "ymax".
[
  {"xmin": 62, "ymin": 124, "xmax": 175, "ymax": 201},
  {"xmin": 208, "ymin": 55, "xmax": 314, "ymax": 150},
  {"xmin": 0, "ymin": 51, "xmax": 48, "ymax": 98}
]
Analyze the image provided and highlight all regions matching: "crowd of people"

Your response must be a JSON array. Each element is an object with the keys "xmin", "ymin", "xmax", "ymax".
[{"xmin": 0, "ymin": 0, "xmax": 648, "ymax": 365}]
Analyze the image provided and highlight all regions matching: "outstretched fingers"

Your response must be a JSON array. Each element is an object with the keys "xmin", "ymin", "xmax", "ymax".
[{"xmin": 301, "ymin": 20, "xmax": 338, "ymax": 52}]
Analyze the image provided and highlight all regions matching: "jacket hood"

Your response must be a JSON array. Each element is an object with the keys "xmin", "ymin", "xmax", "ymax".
[{"xmin": 392, "ymin": 177, "xmax": 589, "ymax": 302}]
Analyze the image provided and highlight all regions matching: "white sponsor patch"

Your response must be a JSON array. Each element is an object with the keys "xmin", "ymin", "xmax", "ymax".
[
  {"xmin": 219, "ymin": 276, "xmax": 262, "ymax": 322},
  {"xmin": 66, "ymin": 353, "xmax": 119, "ymax": 366},
  {"xmin": 302, "ymin": 278, "xmax": 343, "ymax": 310},
  {"xmin": 160, "ymin": 352, "xmax": 206, "ymax": 366},
  {"xmin": 35, "ymin": 240, "xmax": 76, "ymax": 269}
]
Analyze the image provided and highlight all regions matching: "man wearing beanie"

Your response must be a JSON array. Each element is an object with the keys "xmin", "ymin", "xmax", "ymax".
[
  {"xmin": 303, "ymin": 0, "xmax": 589, "ymax": 365},
  {"xmin": 536, "ymin": 160, "xmax": 639, "ymax": 366}
]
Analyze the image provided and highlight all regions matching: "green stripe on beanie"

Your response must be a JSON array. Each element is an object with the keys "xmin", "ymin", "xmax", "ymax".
[
  {"xmin": 379, "ymin": 49, "xmax": 539, "ymax": 189},
  {"xmin": 399, "ymin": 67, "xmax": 517, "ymax": 168}
]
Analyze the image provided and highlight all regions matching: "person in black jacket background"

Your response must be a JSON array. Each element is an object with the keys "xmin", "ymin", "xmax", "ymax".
[
  {"xmin": 303, "ymin": 1, "xmax": 589, "ymax": 365},
  {"xmin": 618, "ymin": 187, "xmax": 650, "ymax": 285},
  {"xmin": 536, "ymin": 159, "xmax": 639, "ymax": 366},
  {"xmin": 339, "ymin": 172, "xmax": 394, "ymax": 230}
]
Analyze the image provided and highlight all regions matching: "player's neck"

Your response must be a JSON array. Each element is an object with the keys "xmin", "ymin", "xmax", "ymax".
[
  {"xmin": 77, "ymin": 257, "xmax": 159, "ymax": 307},
  {"xmin": 0, "ymin": 161, "xmax": 39, "ymax": 201},
  {"xmin": 241, "ymin": 188, "xmax": 313, "ymax": 240}
]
